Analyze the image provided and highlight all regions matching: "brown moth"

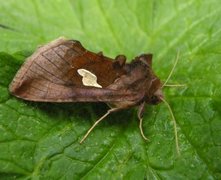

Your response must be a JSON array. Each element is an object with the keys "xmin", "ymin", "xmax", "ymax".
[{"xmin": 9, "ymin": 38, "xmax": 179, "ymax": 151}]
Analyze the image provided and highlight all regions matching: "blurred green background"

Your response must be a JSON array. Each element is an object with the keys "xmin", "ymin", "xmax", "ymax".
[{"xmin": 0, "ymin": 0, "xmax": 221, "ymax": 179}]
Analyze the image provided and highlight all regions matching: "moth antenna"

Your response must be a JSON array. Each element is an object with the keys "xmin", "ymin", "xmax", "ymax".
[
  {"xmin": 80, "ymin": 108, "xmax": 119, "ymax": 144},
  {"xmin": 163, "ymin": 84, "xmax": 186, "ymax": 87},
  {"xmin": 160, "ymin": 97, "xmax": 180, "ymax": 156},
  {"xmin": 162, "ymin": 51, "xmax": 180, "ymax": 87}
]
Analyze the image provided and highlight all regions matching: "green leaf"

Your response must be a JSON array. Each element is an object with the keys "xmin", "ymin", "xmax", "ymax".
[{"xmin": 0, "ymin": 0, "xmax": 221, "ymax": 179}]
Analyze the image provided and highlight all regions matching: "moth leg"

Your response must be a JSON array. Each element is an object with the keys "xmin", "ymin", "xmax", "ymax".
[
  {"xmin": 137, "ymin": 102, "xmax": 149, "ymax": 141},
  {"xmin": 80, "ymin": 107, "xmax": 120, "ymax": 144}
]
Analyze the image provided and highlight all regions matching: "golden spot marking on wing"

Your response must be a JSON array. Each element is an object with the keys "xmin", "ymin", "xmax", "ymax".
[{"xmin": 77, "ymin": 69, "xmax": 102, "ymax": 88}]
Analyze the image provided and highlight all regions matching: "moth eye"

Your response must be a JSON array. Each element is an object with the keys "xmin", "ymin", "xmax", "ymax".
[{"xmin": 150, "ymin": 95, "xmax": 160, "ymax": 105}]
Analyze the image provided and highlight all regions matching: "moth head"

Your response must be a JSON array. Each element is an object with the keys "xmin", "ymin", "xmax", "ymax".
[
  {"xmin": 147, "ymin": 77, "xmax": 164, "ymax": 105},
  {"xmin": 134, "ymin": 54, "xmax": 160, "ymax": 104}
]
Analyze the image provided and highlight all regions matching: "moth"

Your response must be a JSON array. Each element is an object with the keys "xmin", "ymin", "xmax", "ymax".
[{"xmin": 9, "ymin": 38, "xmax": 179, "ymax": 152}]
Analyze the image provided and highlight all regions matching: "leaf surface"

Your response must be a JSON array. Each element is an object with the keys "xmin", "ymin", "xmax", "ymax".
[{"xmin": 0, "ymin": 0, "xmax": 221, "ymax": 179}]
